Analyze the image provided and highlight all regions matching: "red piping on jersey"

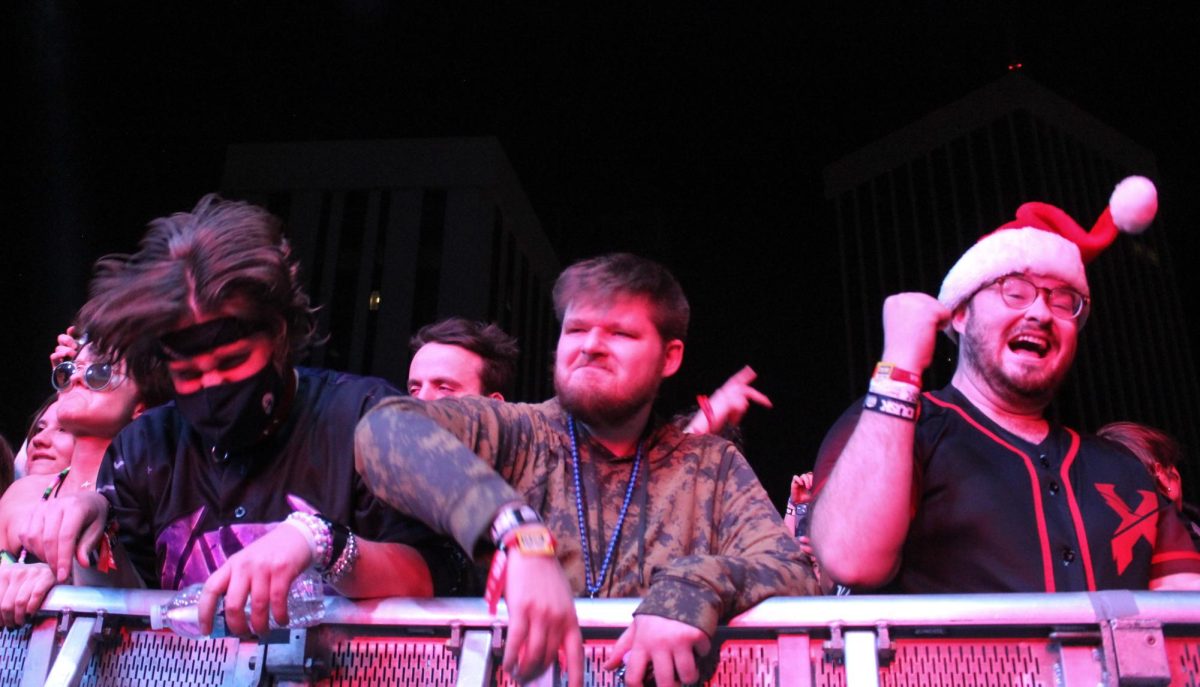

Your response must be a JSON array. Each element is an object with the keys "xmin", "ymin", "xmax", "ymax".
[
  {"xmin": 1058, "ymin": 428, "xmax": 1096, "ymax": 590},
  {"xmin": 924, "ymin": 393, "xmax": 1056, "ymax": 592},
  {"xmin": 1152, "ymin": 550, "xmax": 1200, "ymax": 564}
]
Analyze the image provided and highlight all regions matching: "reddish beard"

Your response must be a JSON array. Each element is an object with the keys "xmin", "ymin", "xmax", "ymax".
[
  {"xmin": 555, "ymin": 367, "xmax": 661, "ymax": 428},
  {"xmin": 961, "ymin": 317, "xmax": 1072, "ymax": 407}
]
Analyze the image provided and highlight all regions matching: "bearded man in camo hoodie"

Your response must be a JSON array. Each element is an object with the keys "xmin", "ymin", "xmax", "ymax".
[{"xmin": 355, "ymin": 253, "xmax": 816, "ymax": 687}]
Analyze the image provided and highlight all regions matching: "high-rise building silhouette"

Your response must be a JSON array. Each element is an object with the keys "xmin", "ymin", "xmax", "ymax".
[
  {"xmin": 222, "ymin": 137, "xmax": 559, "ymax": 400},
  {"xmin": 824, "ymin": 73, "xmax": 1199, "ymax": 455}
]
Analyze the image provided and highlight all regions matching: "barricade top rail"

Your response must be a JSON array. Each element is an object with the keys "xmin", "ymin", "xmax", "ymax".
[{"xmin": 37, "ymin": 587, "xmax": 1200, "ymax": 630}]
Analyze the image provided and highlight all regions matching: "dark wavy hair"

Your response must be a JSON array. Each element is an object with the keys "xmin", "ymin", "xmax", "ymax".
[
  {"xmin": 410, "ymin": 318, "xmax": 520, "ymax": 397},
  {"xmin": 552, "ymin": 253, "xmax": 689, "ymax": 342},
  {"xmin": 1098, "ymin": 421, "xmax": 1182, "ymax": 471},
  {"xmin": 0, "ymin": 434, "xmax": 13, "ymax": 493},
  {"xmin": 77, "ymin": 194, "xmax": 317, "ymax": 393}
]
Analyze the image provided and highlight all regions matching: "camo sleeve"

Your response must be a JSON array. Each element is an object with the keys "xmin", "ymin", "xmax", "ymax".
[
  {"xmin": 353, "ymin": 395, "xmax": 536, "ymax": 559},
  {"xmin": 634, "ymin": 443, "xmax": 819, "ymax": 636}
]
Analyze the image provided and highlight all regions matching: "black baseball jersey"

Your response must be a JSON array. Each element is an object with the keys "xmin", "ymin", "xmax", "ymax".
[{"xmin": 814, "ymin": 385, "xmax": 1200, "ymax": 593}]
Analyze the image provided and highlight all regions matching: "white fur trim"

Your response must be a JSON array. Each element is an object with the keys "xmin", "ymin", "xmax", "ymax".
[
  {"xmin": 1109, "ymin": 176, "xmax": 1156, "ymax": 234},
  {"xmin": 937, "ymin": 227, "xmax": 1088, "ymax": 313}
]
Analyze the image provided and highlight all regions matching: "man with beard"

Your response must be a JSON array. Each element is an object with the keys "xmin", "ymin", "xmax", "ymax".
[
  {"xmin": 18, "ymin": 195, "xmax": 467, "ymax": 637},
  {"xmin": 355, "ymin": 253, "xmax": 815, "ymax": 687},
  {"xmin": 811, "ymin": 177, "xmax": 1200, "ymax": 594}
]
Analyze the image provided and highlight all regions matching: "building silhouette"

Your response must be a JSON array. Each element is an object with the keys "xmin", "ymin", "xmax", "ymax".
[
  {"xmin": 824, "ymin": 73, "xmax": 1199, "ymax": 456},
  {"xmin": 222, "ymin": 137, "xmax": 559, "ymax": 401}
]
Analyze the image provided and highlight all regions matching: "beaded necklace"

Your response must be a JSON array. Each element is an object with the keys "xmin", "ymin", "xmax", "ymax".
[
  {"xmin": 567, "ymin": 415, "xmax": 642, "ymax": 598},
  {"xmin": 41, "ymin": 467, "xmax": 71, "ymax": 500}
]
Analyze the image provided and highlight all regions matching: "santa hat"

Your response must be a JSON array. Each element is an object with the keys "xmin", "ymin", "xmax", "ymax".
[{"xmin": 937, "ymin": 176, "xmax": 1157, "ymax": 322}]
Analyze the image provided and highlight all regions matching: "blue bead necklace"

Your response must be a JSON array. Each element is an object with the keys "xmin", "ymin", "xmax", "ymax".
[{"xmin": 567, "ymin": 415, "xmax": 643, "ymax": 598}]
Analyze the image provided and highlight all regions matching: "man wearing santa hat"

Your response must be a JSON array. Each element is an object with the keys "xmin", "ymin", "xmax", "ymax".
[{"xmin": 811, "ymin": 177, "xmax": 1200, "ymax": 593}]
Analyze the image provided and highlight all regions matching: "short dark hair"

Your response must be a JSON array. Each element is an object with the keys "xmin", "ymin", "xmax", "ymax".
[
  {"xmin": 551, "ymin": 253, "xmax": 689, "ymax": 342},
  {"xmin": 410, "ymin": 318, "xmax": 520, "ymax": 397},
  {"xmin": 1098, "ymin": 421, "xmax": 1182, "ymax": 471},
  {"xmin": 77, "ymin": 194, "xmax": 318, "ymax": 394},
  {"xmin": 0, "ymin": 434, "xmax": 13, "ymax": 493}
]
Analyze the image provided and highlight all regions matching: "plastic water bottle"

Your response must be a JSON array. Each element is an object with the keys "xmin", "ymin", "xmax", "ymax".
[
  {"xmin": 151, "ymin": 570, "xmax": 326, "ymax": 639},
  {"xmin": 793, "ymin": 502, "xmax": 810, "ymax": 539}
]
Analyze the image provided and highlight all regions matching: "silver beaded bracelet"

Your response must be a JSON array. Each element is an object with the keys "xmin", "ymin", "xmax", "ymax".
[{"xmin": 323, "ymin": 530, "xmax": 359, "ymax": 584}]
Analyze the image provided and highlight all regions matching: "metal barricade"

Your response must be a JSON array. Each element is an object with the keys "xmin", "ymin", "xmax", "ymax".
[{"xmin": 2, "ymin": 588, "xmax": 1198, "ymax": 686}]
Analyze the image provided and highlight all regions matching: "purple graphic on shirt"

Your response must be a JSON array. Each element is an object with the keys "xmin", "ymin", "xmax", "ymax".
[{"xmin": 156, "ymin": 494, "xmax": 320, "ymax": 589}]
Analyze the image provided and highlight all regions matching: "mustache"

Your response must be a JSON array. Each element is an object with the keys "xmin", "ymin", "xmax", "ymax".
[{"xmin": 1008, "ymin": 323, "xmax": 1056, "ymax": 344}]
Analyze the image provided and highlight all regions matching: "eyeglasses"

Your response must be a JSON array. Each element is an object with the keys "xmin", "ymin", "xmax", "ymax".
[
  {"xmin": 989, "ymin": 275, "xmax": 1088, "ymax": 320},
  {"xmin": 51, "ymin": 360, "xmax": 119, "ymax": 391}
]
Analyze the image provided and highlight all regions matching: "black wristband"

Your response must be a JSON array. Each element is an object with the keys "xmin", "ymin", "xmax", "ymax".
[
  {"xmin": 316, "ymin": 515, "xmax": 351, "ymax": 574},
  {"xmin": 490, "ymin": 504, "xmax": 542, "ymax": 549},
  {"xmin": 863, "ymin": 392, "xmax": 917, "ymax": 421}
]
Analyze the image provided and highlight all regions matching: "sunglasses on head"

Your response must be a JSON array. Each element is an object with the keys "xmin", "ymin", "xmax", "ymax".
[{"xmin": 51, "ymin": 360, "xmax": 118, "ymax": 392}]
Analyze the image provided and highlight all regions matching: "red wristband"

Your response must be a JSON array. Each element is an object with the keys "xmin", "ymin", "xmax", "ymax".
[
  {"xmin": 873, "ymin": 362, "xmax": 922, "ymax": 388},
  {"xmin": 697, "ymin": 394, "xmax": 717, "ymax": 431},
  {"xmin": 485, "ymin": 548, "xmax": 508, "ymax": 615},
  {"xmin": 485, "ymin": 526, "xmax": 556, "ymax": 615}
]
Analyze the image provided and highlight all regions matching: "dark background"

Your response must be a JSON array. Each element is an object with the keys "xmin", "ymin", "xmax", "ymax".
[{"xmin": 6, "ymin": 3, "xmax": 1200, "ymax": 505}]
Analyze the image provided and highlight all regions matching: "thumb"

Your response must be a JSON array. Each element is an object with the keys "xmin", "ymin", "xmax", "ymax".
[
  {"xmin": 75, "ymin": 517, "xmax": 107, "ymax": 569},
  {"xmin": 602, "ymin": 624, "xmax": 635, "ymax": 670}
]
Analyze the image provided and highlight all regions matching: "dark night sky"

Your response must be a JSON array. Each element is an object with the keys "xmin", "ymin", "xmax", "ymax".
[{"xmin": 6, "ymin": 3, "xmax": 1200, "ymax": 503}]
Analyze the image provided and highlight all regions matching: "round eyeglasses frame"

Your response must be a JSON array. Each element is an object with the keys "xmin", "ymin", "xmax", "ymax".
[
  {"xmin": 989, "ymin": 275, "xmax": 1088, "ymax": 320},
  {"xmin": 51, "ymin": 360, "xmax": 120, "ymax": 392}
]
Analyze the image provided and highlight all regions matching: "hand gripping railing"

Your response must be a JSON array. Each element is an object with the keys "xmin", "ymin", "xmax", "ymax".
[{"xmin": 4, "ymin": 587, "xmax": 1200, "ymax": 686}]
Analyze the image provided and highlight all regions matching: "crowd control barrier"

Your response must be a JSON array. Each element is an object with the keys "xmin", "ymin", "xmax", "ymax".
[{"xmin": 2, "ymin": 587, "xmax": 1199, "ymax": 686}]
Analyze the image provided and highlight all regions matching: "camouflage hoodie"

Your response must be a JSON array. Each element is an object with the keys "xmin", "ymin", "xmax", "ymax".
[{"xmin": 355, "ymin": 395, "xmax": 818, "ymax": 635}]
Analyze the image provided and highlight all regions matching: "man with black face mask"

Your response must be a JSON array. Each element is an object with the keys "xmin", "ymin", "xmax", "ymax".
[{"xmin": 19, "ymin": 195, "xmax": 468, "ymax": 637}]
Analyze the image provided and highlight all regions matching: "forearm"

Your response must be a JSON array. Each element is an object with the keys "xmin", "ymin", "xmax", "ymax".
[
  {"xmin": 811, "ymin": 412, "xmax": 915, "ymax": 588},
  {"xmin": 781, "ymin": 512, "xmax": 797, "ymax": 537},
  {"xmin": 638, "ymin": 545, "xmax": 814, "ymax": 636},
  {"xmin": 1150, "ymin": 572, "xmax": 1200, "ymax": 590},
  {"xmin": 330, "ymin": 539, "xmax": 433, "ymax": 598},
  {"xmin": 354, "ymin": 399, "xmax": 521, "ymax": 557},
  {"xmin": 639, "ymin": 453, "xmax": 818, "ymax": 634}
]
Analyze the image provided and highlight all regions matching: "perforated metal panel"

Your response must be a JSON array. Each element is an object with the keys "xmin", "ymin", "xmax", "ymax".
[
  {"xmin": 815, "ymin": 639, "xmax": 1055, "ymax": 687},
  {"xmin": 495, "ymin": 637, "xmax": 781, "ymax": 687},
  {"xmin": 1167, "ymin": 639, "xmax": 1200, "ymax": 686},
  {"xmin": 327, "ymin": 637, "xmax": 460, "ymax": 686},
  {"xmin": 491, "ymin": 639, "xmax": 620, "ymax": 687},
  {"xmin": 706, "ymin": 640, "xmax": 779, "ymax": 686},
  {"xmin": 0, "ymin": 626, "xmax": 32, "ymax": 687},
  {"xmin": 79, "ymin": 630, "xmax": 241, "ymax": 687}
]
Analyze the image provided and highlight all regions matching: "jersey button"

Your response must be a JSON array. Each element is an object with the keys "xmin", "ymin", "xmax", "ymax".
[
  {"xmin": 1048, "ymin": 481, "xmax": 1060, "ymax": 495},
  {"xmin": 234, "ymin": 506, "xmax": 247, "ymax": 519},
  {"xmin": 1039, "ymin": 454, "xmax": 1050, "ymax": 469},
  {"xmin": 1061, "ymin": 546, "xmax": 1076, "ymax": 564}
]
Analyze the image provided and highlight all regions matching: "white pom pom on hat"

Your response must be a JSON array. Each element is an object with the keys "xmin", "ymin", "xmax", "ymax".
[
  {"xmin": 937, "ymin": 175, "xmax": 1157, "ymax": 320},
  {"xmin": 1109, "ymin": 175, "xmax": 1157, "ymax": 235}
]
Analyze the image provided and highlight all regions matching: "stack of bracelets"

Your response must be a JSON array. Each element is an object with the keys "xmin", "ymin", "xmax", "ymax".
[
  {"xmin": 484, "ymin": 503, "xmax": 557, "ymax": 613},
  {"xmin": 282, "ymin": 511, "xmax": 360, "ymax": 584},
  {"xmin": 863, "ymin": 361, "xmax": 922, "ymax": 422}
]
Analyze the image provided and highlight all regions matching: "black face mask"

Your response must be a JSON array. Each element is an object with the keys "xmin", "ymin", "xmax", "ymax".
[{"xmin": 174, "ymin": 363, "xmax": 286, "ymax": 453}]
